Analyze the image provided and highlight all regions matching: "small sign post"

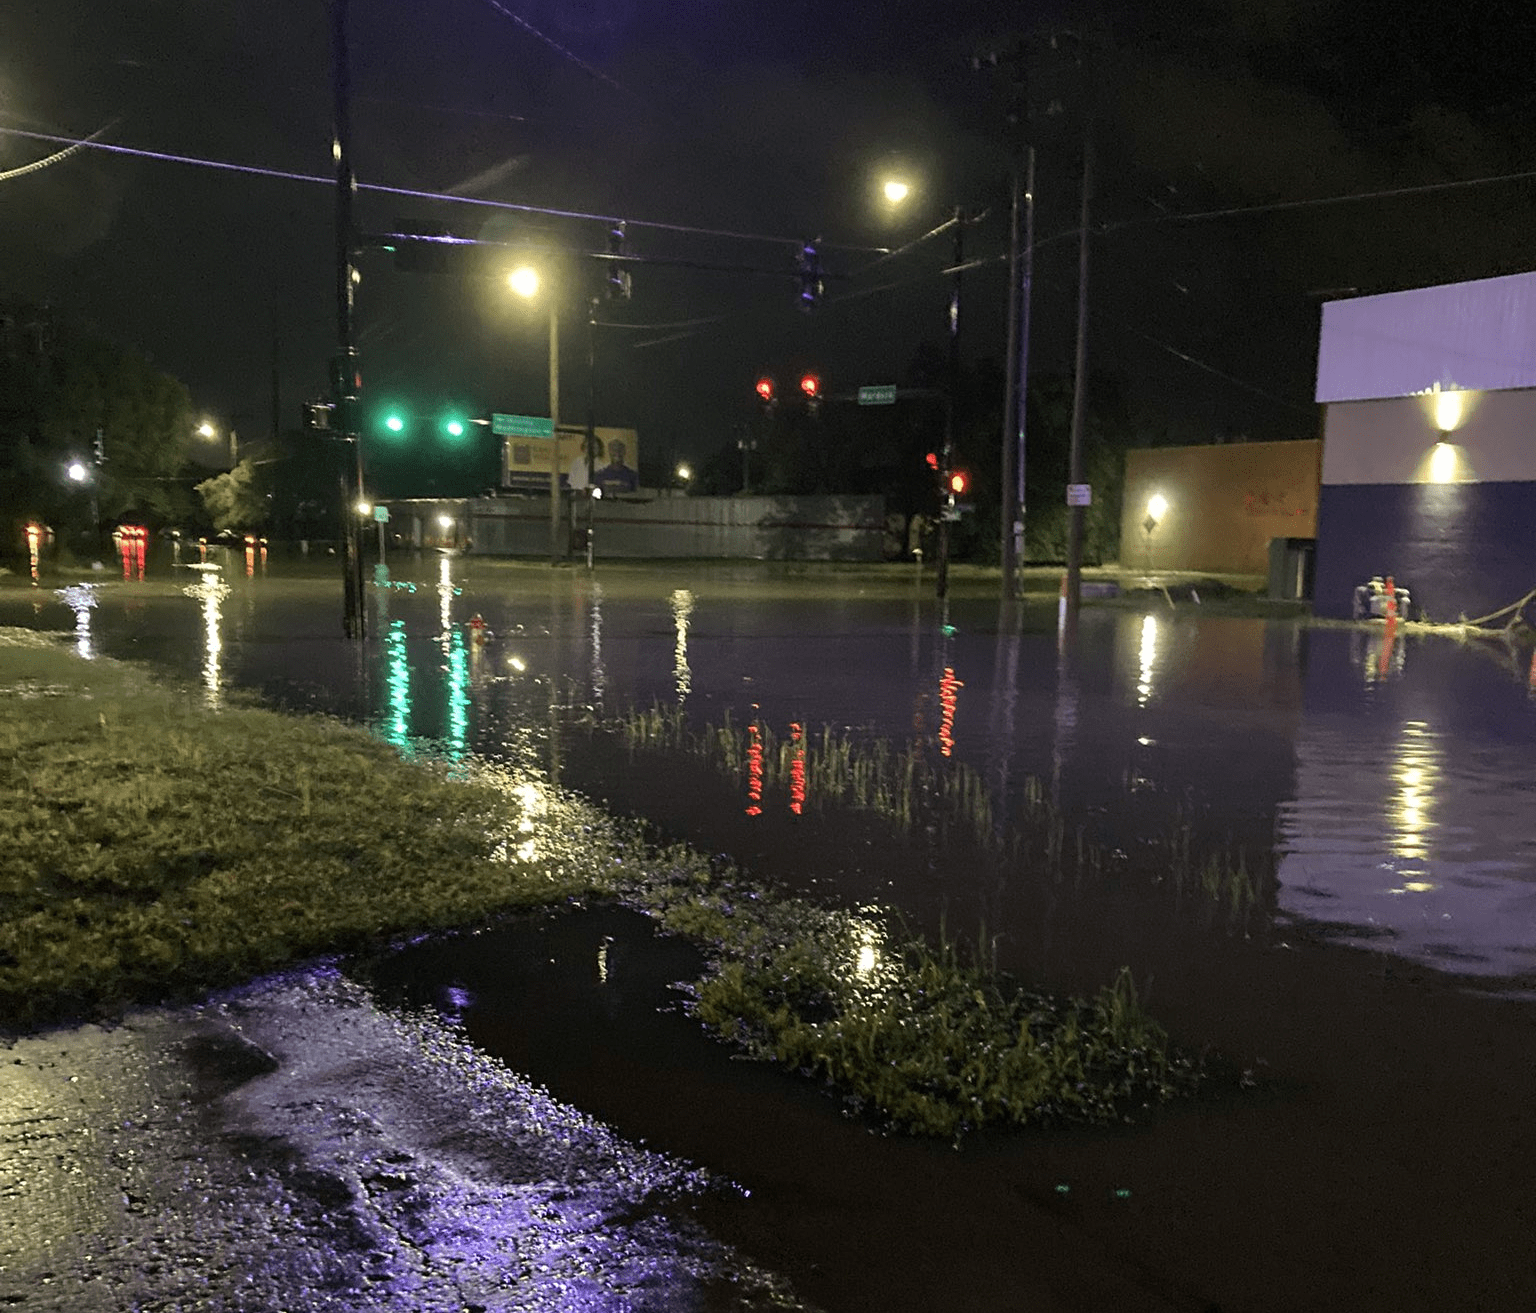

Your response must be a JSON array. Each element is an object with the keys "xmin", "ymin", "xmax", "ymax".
[
  {"xmin": 857, "ymin": 384, "xmax": 898, "ymax": 406},
  {"xmin": 1066, "ymin": 483, "xmax": 1093, "ymax": 507}
]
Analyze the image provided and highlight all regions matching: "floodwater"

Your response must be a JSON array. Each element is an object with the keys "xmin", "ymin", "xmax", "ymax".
[{"xmin": 6, "ymin": 546, "xmax": 1536, "ymax": 1312}]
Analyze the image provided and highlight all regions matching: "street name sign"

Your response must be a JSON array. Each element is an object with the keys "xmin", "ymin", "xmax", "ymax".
[
  {"xmin": 373, "ymin": 505, "xmax": 390, "ymax": 523},
  {"xmin": 492, "ymin": 413, "xmax": 554, "ymax": 438},
  {"xmin": 857, "ymin": 384, "xmax": 898, "ymax": 406}
]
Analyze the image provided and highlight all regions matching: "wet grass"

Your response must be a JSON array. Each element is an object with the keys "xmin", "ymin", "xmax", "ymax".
[
  {"xmin": 0, "ymin": 629, "xmax": 1206, "ymax": 1138},
  {"xmin": 625, "ymin": 857, "xmax": 1198, "ymax": 1137},
  {"xmin": 0, "ymin": 632, "xmax": 612, "ymax": 1030}
]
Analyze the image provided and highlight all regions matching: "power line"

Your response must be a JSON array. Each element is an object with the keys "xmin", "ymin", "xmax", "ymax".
[
  {"xmin": 0, "ymin": 119, "xmax": 117, "ymax": 183},
  {"xmin": 480, "ymin": 0, "xmax": 640, "ymax": 104},
  {"xmin": 1101, "ymin": 166, "xmax": 1536, "ymax": 235},
  {"xmin": 0, "ymin": 126, "xmax": 886, "ymax": 251},
  {"xmin": 1105, "ymin": 317, "xmax": 1314, "ymax": 416}
]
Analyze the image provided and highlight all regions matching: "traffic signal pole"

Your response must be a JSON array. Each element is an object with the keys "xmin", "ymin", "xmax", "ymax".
[{"xmin": 330, "ymin": 0, "xmax": 365, "ymax": 639}]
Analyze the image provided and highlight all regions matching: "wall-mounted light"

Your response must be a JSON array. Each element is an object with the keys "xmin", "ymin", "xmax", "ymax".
[
  {"xmin": 1432, "ymin": 387, "xmax": 1464, "ymax": 433},
  {"xmin": 1429, "ymin": 442, "xmax": 1459, "ymax": 483}
]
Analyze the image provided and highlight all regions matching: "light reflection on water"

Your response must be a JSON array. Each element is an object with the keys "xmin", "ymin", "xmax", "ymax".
[{"xmin": 11, "ymin": 558, "xmax": 1536, "ymax": 985}]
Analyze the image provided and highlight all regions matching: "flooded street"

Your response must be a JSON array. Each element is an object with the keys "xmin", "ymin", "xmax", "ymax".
[{"xmin": 5, "ymin": 548, "xmax": 1536, "ymax": 1311}]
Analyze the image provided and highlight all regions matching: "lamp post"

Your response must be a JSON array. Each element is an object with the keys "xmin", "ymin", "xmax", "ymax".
[{"xmin": 509, "ymin": 265, "xmax": 563, "ymax": 565}]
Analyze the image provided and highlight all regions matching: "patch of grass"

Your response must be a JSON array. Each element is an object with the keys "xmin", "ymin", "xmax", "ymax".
[
  {"xmin": 0, "ymin": 630, "xmax": 1207, "ymax": 1139},
  {"xmin": 0, "ymin": 633, "xmax": 610, "ymax": 1030},
  {"xmin": 622, "ymin": 857, "xmax": 1198, "ymax": 1138}
]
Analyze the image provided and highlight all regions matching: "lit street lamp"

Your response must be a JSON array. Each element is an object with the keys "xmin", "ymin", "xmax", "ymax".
[
  {"xmin": 508, "ymin": 264, "xmax": 563, "ymax": 565},
  {"xmin": 198, "ymin": 419, "xmax": 239, "ymax": 467}
]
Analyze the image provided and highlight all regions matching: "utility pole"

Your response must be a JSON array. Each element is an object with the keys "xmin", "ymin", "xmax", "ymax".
[
  {"xmin": 330, "ymin": 0, "xmax": 365, "ymax": 638},
  {"xmin": 584, "ymin": 294, "xmax": 599, "ymax": 569},
  {"xmin": 937, "ymin": 207, "xmax": 963, "ymax": 601},
  {"xmin": 547, "ymin": 300, "xmax": 561, "ymax": 566},
  {"xmin": 1063, "ymin": 130, "xmax": 1093, "ymax": 624},
  {"xmin": 1015, "ymin": 146, "xmax": 1035, "ymax": 588}
]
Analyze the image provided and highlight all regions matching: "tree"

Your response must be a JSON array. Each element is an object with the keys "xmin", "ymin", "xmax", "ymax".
[{"xmin": 195, "ymin": 460, "xmax": 270, "ymax": 532}]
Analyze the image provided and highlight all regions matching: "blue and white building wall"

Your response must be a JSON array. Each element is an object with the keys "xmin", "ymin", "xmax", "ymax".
[{"xmin": 1314, "ymin": 271, "xmax": 1536, "ymax": 622}]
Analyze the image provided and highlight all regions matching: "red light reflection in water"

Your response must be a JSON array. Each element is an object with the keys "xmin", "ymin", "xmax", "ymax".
[
  {"xmin": 117, "ymin": 530, "xmax": 146, "ymax": 581},
  {"xmin": 938, "ymin": 666, "xmax": 963, "ymax": 757},
  {"xmin": 789, "ymin": 721, "xmax": 807, "ymax": 814},
  {"xmin": 245, "ymin": 545, "xmax": 256, "ymax": 577},
  {"xmin": 745, "ymin": 713, "xmax": 764, "ymax": 816},
  {"xmin": 1377, "ymin": 617, "xmax": 1397, "ymax": 679},
  {"xmin": 25, "ymin": 524, "xmax": 42, "ymax": 583}
]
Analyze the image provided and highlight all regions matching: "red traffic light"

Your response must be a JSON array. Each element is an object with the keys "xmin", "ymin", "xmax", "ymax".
[
  {"xmin": 948, "ymin": 471, "xmax": 968, "ymax": 496},
  {"xmin": 925, "ymin": 452, "xmax": 939, "ymax": 469},
  {"xmin": 799, "ymin": 372, "xmax": 821, "ymax": 398},
  {"xmin": 755, "ymin": 376, "xmax": 775, "ymax": 402}
]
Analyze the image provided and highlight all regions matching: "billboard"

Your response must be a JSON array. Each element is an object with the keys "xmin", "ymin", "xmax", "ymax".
[{"xmin": 501, "ymin": 424, "xmax": 640, "ymax": 494}]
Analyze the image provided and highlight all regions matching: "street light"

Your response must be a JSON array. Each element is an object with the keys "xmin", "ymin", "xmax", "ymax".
[
  {"xmin": 198, "ymin": 418, "xmax": 239, "ymax": 466},
  {"xmin": 509, "ymin": 264, "xmax": 563, "ymax": 564},
  {"xmin": 67, "ymin": 461, "xmax": 89, "ymax": 483},
  {"xmin": 882, "ymin": 178, "xmax": 912, "ymax": 205},
  {"xmin": 675, "ymin": 462, "xmax": 692, "ymax": 485}
]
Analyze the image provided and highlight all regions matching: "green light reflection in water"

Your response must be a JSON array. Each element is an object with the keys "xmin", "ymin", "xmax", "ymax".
[
  {"xmin": 446, "ymin": 626, "xmax": 470, "ymax": 763},
  {"xmin": 383, "ymin": 617, "xmax": 412, "ymax": 754}
]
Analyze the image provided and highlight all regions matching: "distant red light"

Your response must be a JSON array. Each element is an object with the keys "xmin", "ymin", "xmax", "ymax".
[
  {"xmin": 755, "ymin": 376, "xmax": 775, "ymax": 402},
  {"xmin": 925, "ymin": 452, "xmax": 939, "ymax": 469},
  {"xmin": 799, "ymin": 373, "xmax": 820, "ymax": 398},
  {"xmin": 948, "ymin": 471, "xmax": 968, "ymax": 495}
]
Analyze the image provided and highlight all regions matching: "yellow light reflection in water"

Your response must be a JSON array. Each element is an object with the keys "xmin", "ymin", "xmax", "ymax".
[
  {"xmin": 57, "ymin": 584, "xmax": 97, "ymax": 659},
  {"xmin": 383, "ymin": 618, "xmax": 411, "ymax": 751},
  {"xmin": 437, "ymin": 555, "xmax": 455, "ymax": 642},
  {"xmin": 1391, "ymin": 718, "xmax": 1439, "ymax": 867},
  {"xmin": 181, "ymin": 570, "xmax": 229, "ymax": 706},
  {"xmin": 1136, "ymin": 613, "xmax": 1158, "ymax": 706},
  {"xmin": 590, "ymin": 582, "xmax": 606, "ymax": 705},
  {"xmin": 670, "ymin": 588, "xmax": 694, "ymax": 703},
  {"xmin": 26, "ymin": 523, "xmax": 43, "ymax": 584}
]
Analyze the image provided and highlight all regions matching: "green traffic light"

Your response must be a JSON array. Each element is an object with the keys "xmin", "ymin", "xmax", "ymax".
[
  {"xmin": 384, "ymin": 414, "xmax": 405, "ymax": 433},
  {"xmin": 444, "ymin": 418, "xmax": 465, "ymax": 438}
]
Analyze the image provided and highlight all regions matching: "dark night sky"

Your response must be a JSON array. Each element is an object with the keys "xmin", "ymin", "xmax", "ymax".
[{"xmin": 5, "ymin": 0, "xmax": 1536, "ymax": 491}]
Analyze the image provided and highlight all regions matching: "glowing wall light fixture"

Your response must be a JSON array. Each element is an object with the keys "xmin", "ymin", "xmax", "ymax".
[
  {"xmin": 1432, "ymin": 386, "xmax": 1464, "ymax": 434},
  {"xmin": 1143, "ymin": 493, "xmax": 1168, "ymax": 570},
  {"xmin": 882, "ymin": 178, "xmax": 911, "ymax": 204}
]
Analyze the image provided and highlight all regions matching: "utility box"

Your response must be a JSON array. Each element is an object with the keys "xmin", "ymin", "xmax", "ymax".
[{"xmin": 1268, "ymin": 536, "xmax": 1315, "ymax": 600}]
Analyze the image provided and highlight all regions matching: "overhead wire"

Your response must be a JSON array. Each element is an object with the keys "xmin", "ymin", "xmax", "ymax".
[{"xmin": 0, "ymin": 126, "xmax": 885, "ymax": 250}]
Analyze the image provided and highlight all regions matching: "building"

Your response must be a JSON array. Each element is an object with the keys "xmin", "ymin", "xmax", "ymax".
[
  {"xmin": 1119, "ymin": 439, "xmax": 1320, "ymax": 577},
  {"xmin": 1313, "ymin": 272, "xmax": 1536, "ymax": 622}
]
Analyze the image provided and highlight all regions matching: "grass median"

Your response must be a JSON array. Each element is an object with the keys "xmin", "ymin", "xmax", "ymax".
[{"xmin": 0, "ymin": 627, "xmax": 1203, "ymax": 1137}]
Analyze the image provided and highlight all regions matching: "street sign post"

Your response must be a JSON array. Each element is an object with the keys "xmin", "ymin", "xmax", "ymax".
[
  {"xmin": 372, "ymin": 504, "xmax": 390, "ymax": 523},
  {"xmin": 1066, "ymin": 483, "xmax": 1093, "ymax": 507},
  {"xmin": 492, "ymin": 413, "xmax": 554, "ymax": 438},
  {"xmin": 857, "ymin": 384, "xmax": 898, "ymax": 406}
]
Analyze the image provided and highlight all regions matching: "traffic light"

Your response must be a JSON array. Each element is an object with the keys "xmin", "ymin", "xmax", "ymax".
[
  {"xmin": 383, "ymin": 411, "xmax": 406, "ymax": 435},
  {"xmin": 796, "ymin": 241, "xmax": 823, "ymax": 311},
  {"xmin": 755, "ymin": 375, "xmax": 776, "ymax": 407},
  {"xmin": 926, "ymin": 452, "xmax": 939, "ymax": 469},
  {"xmin": 442, "ymin": 414, "xmax": 467, "ymax": 440},
  {"xmin": 799, "ymin": 372, "xmax": 822, "ymax": 416},
  {"xmin": 948, "ymin": 470, "xmax": 969, "ymax": 496},
  {"xmin": 606, "ymin": 221, "xmax": 633, "ymax": 301}
]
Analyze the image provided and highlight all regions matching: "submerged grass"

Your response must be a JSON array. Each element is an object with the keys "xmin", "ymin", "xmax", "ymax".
[
  {"xmin": 616, "ymin": 703, "xmax": 1272, "ymax": 930},
  {"xmin": 0, "ymin": 629, "xmax": 1204, "ymax": 1137}
]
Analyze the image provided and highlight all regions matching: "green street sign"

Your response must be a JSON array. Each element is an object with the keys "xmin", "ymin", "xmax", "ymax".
[
  {"xmin": 373, "ymin": 504, "xmax": 390, "ymax": 523},
  {"xmin": 492, "ymin": 412, "xmax": 553, "ymax": 438},
  {"xmin": 857, "ymin": 384, "xmax": 898, "ymax": 406}
]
